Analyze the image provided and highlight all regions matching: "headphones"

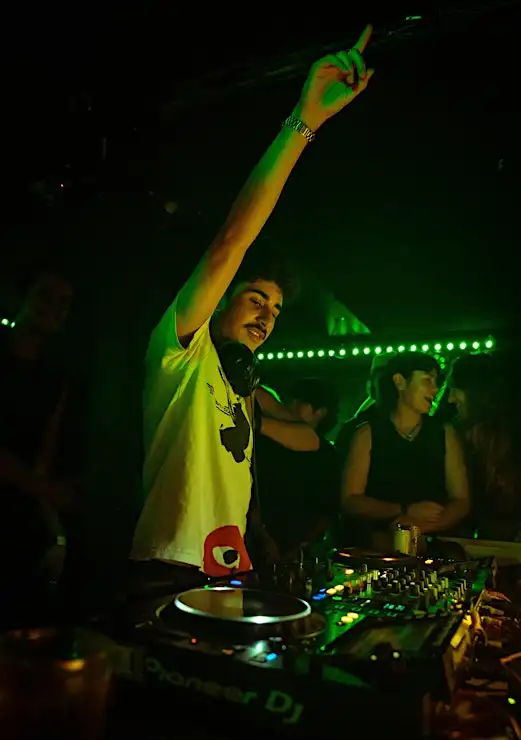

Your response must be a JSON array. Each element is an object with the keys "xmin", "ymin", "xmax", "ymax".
[{"xmin": 217, "ymin": 340, "xmax": 260, "ymax": 398}]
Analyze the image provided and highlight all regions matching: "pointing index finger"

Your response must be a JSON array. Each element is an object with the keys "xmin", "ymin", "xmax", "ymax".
[{"xmin": 353, "ymin": 24, "xmax": 373, "ymax": 53}]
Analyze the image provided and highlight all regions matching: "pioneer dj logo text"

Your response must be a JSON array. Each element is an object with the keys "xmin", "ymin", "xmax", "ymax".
[{"xmin": 146, "ymin": 657, "xmax": 304, "ymax": 725}]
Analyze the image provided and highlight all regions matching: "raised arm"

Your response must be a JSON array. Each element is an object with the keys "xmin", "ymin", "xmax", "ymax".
[{"xmin": 175, "ymin": 26, "xmax": 374, "ymax": 346}]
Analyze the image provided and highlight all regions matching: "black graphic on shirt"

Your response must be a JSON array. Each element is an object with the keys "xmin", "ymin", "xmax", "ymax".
[{"xmin": 220, "ymin": 403, "xmax": 250, "ymax": 463}]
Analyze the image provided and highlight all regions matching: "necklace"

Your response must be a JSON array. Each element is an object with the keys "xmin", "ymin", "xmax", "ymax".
[{"xmin": 392, "ymin": 417, "xmax": 422, "ymax": 442}]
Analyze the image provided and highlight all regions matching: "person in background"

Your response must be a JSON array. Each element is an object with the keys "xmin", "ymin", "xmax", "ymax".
[
  {"xmin": 128, "ymin": 28, "xmax": 375, "ymax": 595},
  {"xmin": 448, "ymin": 352, "xmax": 521, "ymax": 540},
  {"xmin": 342, "ymin": 352, "xmax": 469, "ymax": 550},
  {"xmin": 255, "ymin": 378, "xmax": 341, "ymax": 559},
  {"xmin": 0, "ymin": 261, "xmax": 77, "ymax": 627}
]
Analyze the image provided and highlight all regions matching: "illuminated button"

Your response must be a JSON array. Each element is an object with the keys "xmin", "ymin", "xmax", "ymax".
[
  {"xmin": 222, "ymin": 648, "xmax": 234, "ymax": 656},
  {"xmin": 346, "ymin": 612, "xmax": 359, "ymax": 620},
  {"xmin": 345, "ymin": 568, "xmax": 354, "ymax": 575},
  {"xmin": 326, "ymin": 588, "xmax": 337, "ymax": 596},
  {"xmin": 341, "ymin": 616, "xmax": 354, "ymax": 624},
  {"xmin": 334, "ymin": 584, "xmax": 344, "ymax": 592}
]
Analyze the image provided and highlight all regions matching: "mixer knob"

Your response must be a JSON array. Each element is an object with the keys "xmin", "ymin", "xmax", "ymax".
[
  {"xmin": 419, "ymin": 591, "xmax": 430, "ymax": 610},
  {"xmin": 429, "ymin": 572, "xmax": 438, "ymax": 584},
  {"xmin": 391, "ymin": 580, "xmax": 401, "ymax": 594},
  {"xmin": 419, "ymin": 570, "xmax": 426, "ymax": 580},
  {"xmin": 373, "ymin": 579, "xmax": 382, "ymax": 590},
  {"xmin": 360, "ymin": 564, "xmax": 368, "ymax": 574},
  {"xmin": 409, "ymin": 583, "xmax": 420, "ymax": 598}
]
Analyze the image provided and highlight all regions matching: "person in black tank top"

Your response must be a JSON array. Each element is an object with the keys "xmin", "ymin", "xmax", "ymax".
[{"xmin": 342, "ymin": 352, "xmax": 470, "ymax": 549}]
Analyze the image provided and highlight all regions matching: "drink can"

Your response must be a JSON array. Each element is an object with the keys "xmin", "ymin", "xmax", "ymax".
[{"xmin": 394, "ymin": 523, "xmax": 420, "ymax": 556}]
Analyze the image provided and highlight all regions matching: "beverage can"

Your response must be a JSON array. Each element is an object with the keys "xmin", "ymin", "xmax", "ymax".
[{"xmin": 394, "ymin": 523, "xmax": 420, "ymax": 556}]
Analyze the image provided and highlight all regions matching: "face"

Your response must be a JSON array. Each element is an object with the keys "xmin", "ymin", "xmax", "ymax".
[
  {"xmin": 19, "ymin": 272, "xmax": 73, "ymax": 335},
  {"xmin": 394, "ymin": 369, "xmax": 438, "ymax": 415},
  {"xmin": 216, "ymin": 279, "xmax": 283, "ymax": 352},
  {"xmin": 448, "ymin": 387, "xmax": 467, "ymax": 419}
]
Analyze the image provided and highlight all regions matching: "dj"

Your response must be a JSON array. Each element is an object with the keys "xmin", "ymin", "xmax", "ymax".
[
  {"xmin": 342, "ymin": 352, "xmax": 470, "ymax": 550},
  {"xmin": 129, "ymin": 27, "xmax": 375, "ymax": 593}
]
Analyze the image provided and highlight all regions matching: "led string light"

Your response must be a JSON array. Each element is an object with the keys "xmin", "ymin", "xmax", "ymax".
[
  {"xmin": 257, "ymin": 338, "xmax": 495, "ymax": 361},
  {"xmin": 1, "ymin": 318, "xmax": 16, "ymax": 328}
]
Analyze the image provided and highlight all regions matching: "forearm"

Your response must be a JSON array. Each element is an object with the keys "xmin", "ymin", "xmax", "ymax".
[
  {"xmin": 345, "ymin": 494, "xmax": 401, "ymax": 520},
  {"xmin": 260, "ymin": 416, "xmax": 319, "ymax": 451},
  {"xmin": 177, "ymin": 115, "xmax": 312, "ymax": 338},
  {"xmin": 217, "ymin": 112, "xmax": 312, "ymax": 250},
  {"xmin": 423, "ymin": 499, "xmax": 469, "ymax": 533}
]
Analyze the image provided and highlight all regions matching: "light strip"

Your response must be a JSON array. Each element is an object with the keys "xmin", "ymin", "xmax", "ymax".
[{"xmin": 257, "ymin": 338, "xmax": 495, "ymax": 361}]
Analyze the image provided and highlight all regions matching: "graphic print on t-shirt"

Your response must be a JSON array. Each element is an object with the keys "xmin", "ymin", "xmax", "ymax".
[
  {"xmin": 203, "ymin": 524, "xmax": 252, "ymax": 576},
  {"xmin": 207, "ymin": 367, "xmax": 251, "ymax": 464}
]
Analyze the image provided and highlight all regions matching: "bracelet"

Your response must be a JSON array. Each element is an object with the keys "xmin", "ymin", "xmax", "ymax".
[{"xmin": 282, "ymin": 115, "xmax": 316, "ymax": 143}]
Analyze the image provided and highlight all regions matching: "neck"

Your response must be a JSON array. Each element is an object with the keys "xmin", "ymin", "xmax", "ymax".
[
  {"xmin": 10, "ymin": 322, "xmax": 46, "ymax": 360},
  {"xmin": 392, "ymin": 403, "xmax": 421, "ymax": 432}
]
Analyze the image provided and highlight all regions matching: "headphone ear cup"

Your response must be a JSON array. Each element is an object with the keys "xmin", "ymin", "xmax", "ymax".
[{"xmin": 218, "ymin": 341, "xmax": 258, "ymax": 398}]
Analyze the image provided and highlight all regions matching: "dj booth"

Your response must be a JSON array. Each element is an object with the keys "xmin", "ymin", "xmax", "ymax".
[{"xmin": 108, "ymin": 540, "xmax": 521, "ymax": 739}]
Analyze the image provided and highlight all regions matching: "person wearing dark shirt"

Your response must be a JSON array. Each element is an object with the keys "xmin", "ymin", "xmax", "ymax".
[
  {"xmin": 342, "ymin": 352, "xmax": 469, "ymax": 550},
  {"xmin": 448, "ymin": 352, "xmax": 521, "ymax": 540},
  {"xmin": 256, "ymin": 378, "xmax": 340, "ymax": 559},
  {"xmin": 0, "ymin": 262, "xmax": 75, "ymax": 626}
]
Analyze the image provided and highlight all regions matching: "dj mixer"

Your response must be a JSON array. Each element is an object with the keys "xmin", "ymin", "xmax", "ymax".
[{"xmin": 112, "ymin": 551, "xmax": 493, "ymax": 738}]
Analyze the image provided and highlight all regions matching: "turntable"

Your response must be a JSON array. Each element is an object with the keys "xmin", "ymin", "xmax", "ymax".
[{"xmin": 153, "ymin": 587, "xmax": 325, "ymax": 643}]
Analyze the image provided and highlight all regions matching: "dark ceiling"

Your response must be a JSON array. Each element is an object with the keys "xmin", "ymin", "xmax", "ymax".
[{"xmin": 5, "ymin": 1, "xmax": 520, "ymax": 346}]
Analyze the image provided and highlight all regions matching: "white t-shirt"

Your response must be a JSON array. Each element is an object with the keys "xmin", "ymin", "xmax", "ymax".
[{"xmin": 131, "ymin": 300, "xmax": 253, "ymax": 576}]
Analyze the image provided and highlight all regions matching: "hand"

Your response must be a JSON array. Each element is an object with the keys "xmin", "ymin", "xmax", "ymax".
[
  {"xmin": 406, "ymin": 501, "xmax": 444, "ymax": 524},
  {"xmin": 296, "ymin": 24, "xmax": 374, "ymax": 130}
]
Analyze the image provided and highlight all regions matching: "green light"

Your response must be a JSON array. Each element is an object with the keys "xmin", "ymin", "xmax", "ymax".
[
  {"xmin": 1, "ymin": 318, "xmax": 9, "ymax": 326},
  {"xmin": 261, "ymin": 337, "xmax": 496, "ymax": 361},
  {"xmin": 508, "ymin": 697, "xmax": 516, "ymax": 705}
]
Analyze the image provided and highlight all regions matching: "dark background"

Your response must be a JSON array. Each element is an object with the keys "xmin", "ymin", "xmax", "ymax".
[{"xmin": 2, "ymin": 1, "xmax": 519, "ymax": 597}]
